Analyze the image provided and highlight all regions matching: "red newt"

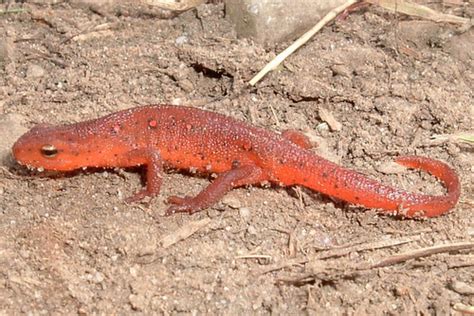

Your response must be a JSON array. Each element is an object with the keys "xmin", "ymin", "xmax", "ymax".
[{"xmin": 12, "ymin": 105, "xmax": 460, "ymax": 218}]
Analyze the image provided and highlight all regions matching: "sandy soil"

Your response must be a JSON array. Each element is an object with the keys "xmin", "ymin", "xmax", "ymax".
[{"xmin": 0, "ymin": 1, "xmax": 473, "ymax": 314}]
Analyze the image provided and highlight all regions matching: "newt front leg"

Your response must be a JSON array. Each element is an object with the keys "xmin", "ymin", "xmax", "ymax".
[{"xmin": 120, "ymin": 149, "xmax": 164, "ymax": 203}]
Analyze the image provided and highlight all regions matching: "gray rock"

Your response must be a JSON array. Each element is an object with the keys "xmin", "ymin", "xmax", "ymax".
[
  {"xmin": 26, "ymin": 64, "xmax": 46, "ymax": 78},
  {"xmin": 225, "ymin": 0, "xmax": 348, "ymax": 46},
  {"xmin": 0, "ymin": 37, "xmax": 14, "ymax": 66},
  {"xmin": 0, "ymin": 114, "xmax": 28, "ymax": 167}
]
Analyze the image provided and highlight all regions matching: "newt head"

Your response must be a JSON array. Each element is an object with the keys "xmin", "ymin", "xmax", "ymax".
[{"xmin": 12, "ymin": 123, "xmax": 124, "ymax": 171}]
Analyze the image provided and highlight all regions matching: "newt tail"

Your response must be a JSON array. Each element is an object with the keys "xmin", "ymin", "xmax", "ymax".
[
  {"xmin": 11, "ymin": 105, "xmax": 461, "ymax": 218},
  {"xmin": 280, "ymin": 153, "xmax": 460, "ymax": 218}
]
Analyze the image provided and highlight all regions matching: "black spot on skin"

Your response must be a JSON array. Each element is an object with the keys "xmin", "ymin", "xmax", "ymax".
[
  {"xmin": 232, "ymin": 160, "xmax": 240, "ymax": 168},
  {"xmin": 278, "ymin": 159, "xmax": 284, "ymax": 164},
  {"xmin": 322, "ymin": 172, "xmax": 328, "ymax": 178},
  {"xmin": 334, "ymin": 184, "xmax": 339, "ymax": 189},
  {"xmin": 67, "ymin": 138, "xmax": 73, "ymax": 142},
  {"xmin": 355, "ymin": 196, "xmax": 360, "ymax": 201}
]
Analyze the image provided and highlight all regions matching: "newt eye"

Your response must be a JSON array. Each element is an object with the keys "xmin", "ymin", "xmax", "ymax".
[{"xmin": 41, "ymin": 144, "xmax": 58, "ymax": 158}]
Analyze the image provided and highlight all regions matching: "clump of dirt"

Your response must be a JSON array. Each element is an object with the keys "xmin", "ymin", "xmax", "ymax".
[{"xmin": 0, "ymin": 1, "xmax": 472, "ymax": 314}]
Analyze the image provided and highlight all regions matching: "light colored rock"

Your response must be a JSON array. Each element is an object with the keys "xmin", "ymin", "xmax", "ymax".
[
  {"xmin": 26, "ymin": 64, "xmax": 46, "ymax": 78},
  {"xmin": 0, "ymin": 37, "xmax": 14, "ymax": 66},
  {"xmin": 222, "ymin": 195, "xmax": 242, "ymax": 209},
  {"xmin": 0, "ymin": 114, "xmax": 28, "ymax": 167},
  {"xmin": 238, "ymin": 207, "xmax": 251, "ymax": 221},
  {"xmin": 225, "ymin": 0, "xmax": 348, "ymax": 45}
]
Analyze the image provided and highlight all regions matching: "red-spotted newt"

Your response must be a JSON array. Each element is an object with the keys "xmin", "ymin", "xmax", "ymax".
[{"xmin": 12, "ymin": 105, "xmax": 460, "ymax": 217}]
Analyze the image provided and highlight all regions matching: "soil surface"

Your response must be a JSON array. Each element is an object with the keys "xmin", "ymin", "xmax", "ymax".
[{"xmin": 1, "ymin": 1, "xmax": 473, "ymax": 314}]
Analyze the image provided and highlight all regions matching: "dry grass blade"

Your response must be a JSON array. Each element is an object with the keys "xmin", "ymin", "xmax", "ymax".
[
  {"xmin": 370, "ymin": 241, "xmax": 474, "ymax": 268},
  {"xmin": 236, "ymin": 254, "xmax": 273, "ymax": 260},
  {"xmin": 145, "ymin": 0, "xmax": 206, "ymax": 11},
  {"xmin": 365, "ymin": 0, "xmax": 471, "ymax": 25},
  {"xmin": 428, "ymin": 132, "xmax": 474, "ymax": 145},
  {"xmin": 452, "ymin": 303, "xmax": 474, "ymax": 314},
  {"xmin": 160, "ymin": 218, "xmax": 211, "ymax": 248},
  {"xmin": 68, "ymin": 23, "xmax": 117, "ymax": 43},
  {"xmin": 319, "ymin": 108, "xmax": 342, "ymax": 131},
  {"xmin": 249, "ymin": 0, "xmax": 359, "ymax": 86},
  {"xmin": 258, "ymin": 257, "xmax": 309, "ymax": 275},
  {"xmin": 0, "ymin": 8, "xmax": 28, "ymax": 14},
  {"xmin": 315, "ymin": 235, "xmax": 420, "ymax": 259},
  {"xmin": 258, "ymin": 236, "xmax": 419, "ymax": 275}
]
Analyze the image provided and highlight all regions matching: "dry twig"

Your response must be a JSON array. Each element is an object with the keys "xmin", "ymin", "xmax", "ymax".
[
  {"xmin": 315, "ymin": 235, "xmax": 420, "ymax": 260},
  {"xmin": 452, "ymin": 303, "xmax": 474, "ymax": 315},
  {"xmin": 159, "ymin": 218, "xmax": 211, "ymax": 248},
  {"xmin": 236, "ymin": 254, "xmax": 272, "ymax": 260},
  {"xmin": 258, "ymin": 235, "xmax": 419, "ymax": 274},
  {"xmin": 370, "ymin": 241, "xmax": 474, "ymax": 268},
  {"xmin": 145, "ymin": 0, "xmax": 206, "ymax": 11}
]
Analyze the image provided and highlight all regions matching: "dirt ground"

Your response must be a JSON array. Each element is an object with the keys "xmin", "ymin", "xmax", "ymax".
[{"xmin": 1, "ymin": 1, "xmax": 473, "ymax": 314}]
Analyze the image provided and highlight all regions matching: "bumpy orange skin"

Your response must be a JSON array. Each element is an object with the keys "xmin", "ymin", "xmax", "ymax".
[{"xmin": 12, "ymin": 105, "xmax": 460, "ymax": 217}]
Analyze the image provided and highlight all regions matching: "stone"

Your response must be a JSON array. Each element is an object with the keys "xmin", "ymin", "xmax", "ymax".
[
  {"xmin": 0, "ymin": 37, "xmax": 14, "ymax": 67},
  {"xmin": 26, "ymin": 64, "xmax": 46, "ymax": 79},
  {"xmin": 225, "ymin": 0, "xmax": 349, "ymax": 46},
  {"xmin": 0, "ymin": 114, "xmax": 28, "ymax": 167}
]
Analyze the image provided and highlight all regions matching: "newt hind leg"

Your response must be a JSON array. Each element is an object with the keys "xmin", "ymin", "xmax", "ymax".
[
  {"xmin": 281, "ymin": 129, "xmax": 314, "ymax": 149},
  {"xmin": 165, "ymin": 164, "xmax": 267, "ymax": 215}
]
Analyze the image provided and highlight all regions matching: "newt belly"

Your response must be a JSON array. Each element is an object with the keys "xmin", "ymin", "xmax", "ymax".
[{"xmin": 12, "ymin": 105, "xmax": 460, "ymax": 218}]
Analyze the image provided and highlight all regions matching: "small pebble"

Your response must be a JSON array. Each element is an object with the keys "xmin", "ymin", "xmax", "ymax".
[
  {"xmin": 376, "ymin": 161, "xmax": 407, "ymax": 174},
  {"xmin": 175, "ymin": 35, "xmax": 189, "ymax": 45},
  {"xmin": 331, "ymin": 64, "xmax": 351, "ymax": 77},
  {"xmin": 450, "ymin": 280, "xmax": 474, "ymax": 295},
  {"xmin": 26, "ymin": 64, "xmax": 45, "ymax": 78},
  {"xmin": 0, "ymin": 37, "xmax": 14, "ymax": 65},
  {"xmin": 239, "ymin": 207, "xmax": 251, "ymax": 221},
  {"xmin": 247, "ymin": 225, "xmax": 257, "ymax": 236},
  {"xmin": 222, "ymin": 196, "xmax": 242, "ymax": 209}
]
